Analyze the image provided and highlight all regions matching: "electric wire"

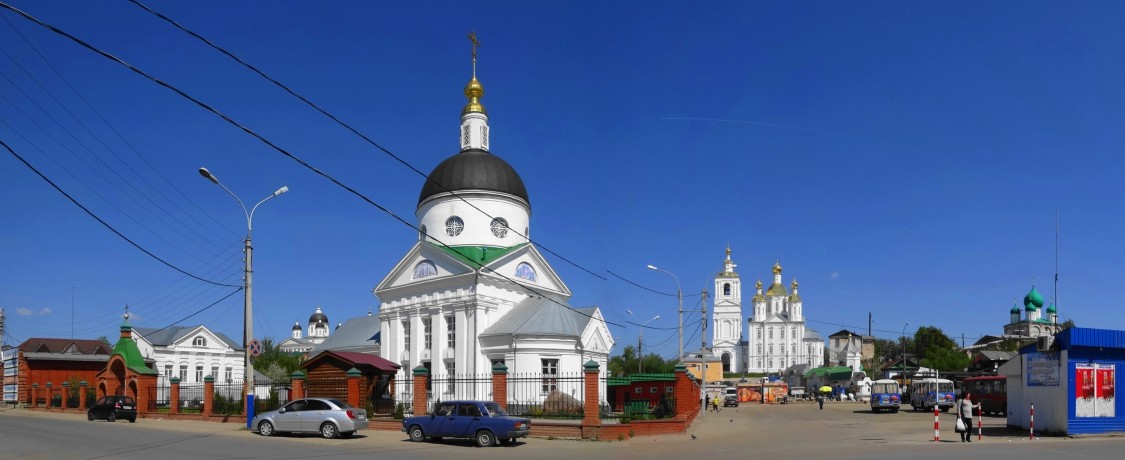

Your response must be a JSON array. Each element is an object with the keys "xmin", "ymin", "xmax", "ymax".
[
  {"xmin": 141, "ymin": 287, "xmax": 244, "ymax": 337},
  {"xmin": 0, "ymin": 138, "xmax": 240, "ymax": 287},
  {"xmin": 126, "ymin": 0, "xmax": 609, "ymax": 283},
  {"xmin": 0, "ymin": 4, "xmax": 679, "ymax": 333}
]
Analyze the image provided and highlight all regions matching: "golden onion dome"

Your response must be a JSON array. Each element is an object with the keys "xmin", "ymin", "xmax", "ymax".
[
  {"xmin": 752, "ymin": 279, "xmax": 765, "ymax": 302},
  {"xmin": 772, "ymin": 260, "xmax": 782, "ymax": 275},
  {"xmin": 789, "ymin": 278, "xmax": 801, "ymax": 302},
  {"xmin": 462, "ymin": 77, "xmax": 487, "ymax": 115},
  {"xmin": 766, "ymin": 282, "xmax": 788, "ymax": 297}
]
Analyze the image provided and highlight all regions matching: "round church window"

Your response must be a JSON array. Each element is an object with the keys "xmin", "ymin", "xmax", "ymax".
[
  {"xmin": 490, "ymin": 218, "xmax": 508, "ymax": 238},
  {"xmin": 445, "ymin": 216, "xmax": 464, "ymax": 237}
]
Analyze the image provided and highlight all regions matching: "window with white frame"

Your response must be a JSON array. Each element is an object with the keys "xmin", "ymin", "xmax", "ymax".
[
  {"xmin": 541, "ymin": 359, "xmax": 559, "ymax": 393},
  {"xmin": 211, "ymin": 365, "xmax": 219, "ymax": 380},
  {"xmin": 195, "ymin": 365, "xmax": 204, "ymax": 383},
  {"xmin": 179, "ymin": 364, "xmax": 187, "ymax": 381},
  {"xmin": 422, "ymin": 318, "xmax": 432, "ymax": 350},
  {"xmin": 193, "ymin": 336, "xmax": 206, "ymax": 347},
  {"xmin": 225, "ymin": 367, "xmax": 232, "ymax": 382},
  {"xmin": 164, "ymin": 365, "xmax": 172, "ymax": 380},
  {"xmin": 445, "ymin": 315, "xmax": 455, "ymax": 348},
  {"xmin": 403, "ymin": 321, "xmax": 411, "ymax": 351}
]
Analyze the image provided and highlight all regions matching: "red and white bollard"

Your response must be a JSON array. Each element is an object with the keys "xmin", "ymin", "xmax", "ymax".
[
  {"xmin": 978, "ymin": 408, "xmax": 982, "ymax": 441},
  {"xmin": 933, "ymin": 405, "xmax": 940, "ymax": 442},
  {"xmin": 1029, "ymin": 403, "xmax": 1035, "ymax": 440}
]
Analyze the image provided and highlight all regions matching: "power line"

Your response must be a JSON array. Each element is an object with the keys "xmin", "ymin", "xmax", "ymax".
[
  {"xmin": 0, "ymin": 138, "xmax": 240, "ymax": 287},
  {"xmin": 5, "ymin": 5, "xmax": 700, "ymax": 337},
  {"xmin": 126, "ymin": 0, "xmax": 609, "ymax": 282}
]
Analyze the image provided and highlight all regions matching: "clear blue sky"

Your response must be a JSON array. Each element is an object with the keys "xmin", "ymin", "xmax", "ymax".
[{"xmin": 2, "ymin": 1, "xmax": 1123, "ymax": 358}]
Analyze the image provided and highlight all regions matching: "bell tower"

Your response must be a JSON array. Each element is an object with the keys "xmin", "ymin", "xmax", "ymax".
[{"xmin": 712, "ymin": 246, "xmax": 743, "ymax": 373}]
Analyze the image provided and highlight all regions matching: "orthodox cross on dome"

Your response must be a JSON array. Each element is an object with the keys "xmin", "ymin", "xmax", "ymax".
[{"xmin": 468, "ymin": 31, "xmax": 481, "ymax": 78}]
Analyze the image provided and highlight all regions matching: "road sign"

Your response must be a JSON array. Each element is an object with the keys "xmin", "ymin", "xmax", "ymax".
[{"xmin": 248, "ymin": 339, "xmax": 262, "ymax": 357}]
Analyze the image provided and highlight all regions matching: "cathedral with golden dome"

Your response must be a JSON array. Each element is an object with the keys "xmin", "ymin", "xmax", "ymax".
[{"xmin": 710, "ymin": 248, "xmax": 825, "ymax": 374}]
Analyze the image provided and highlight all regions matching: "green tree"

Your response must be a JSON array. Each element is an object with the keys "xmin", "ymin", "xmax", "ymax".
[
  {"xmin": 608, "ymin": 345, "xmax": 677, "ymax": 376},
  {"xmin": 913, "ymin": 326, "xmax": 955, "ymax": 359},
  {"xmin": 920, "ymin": 346, "xmax": 971, "ymax": 372},
  {"xmin": 251, "ymin": 337, "xmax": 301, "ymax": 382}
]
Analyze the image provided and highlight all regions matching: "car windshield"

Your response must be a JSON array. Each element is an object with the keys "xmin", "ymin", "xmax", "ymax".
[{"xmin": 484, "ymin": 402, "xmax": 507, "ymax": 416}]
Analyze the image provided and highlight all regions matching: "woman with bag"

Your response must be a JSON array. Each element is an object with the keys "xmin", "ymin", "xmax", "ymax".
[{"xmin": 957, "ymin": 391, "xmax": 980, "ymax": 442}]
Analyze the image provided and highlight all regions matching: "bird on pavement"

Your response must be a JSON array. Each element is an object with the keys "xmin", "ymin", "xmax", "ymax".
[{"xmin": 691, "ymin": 434, "xmax": 696, "ymax": 440}]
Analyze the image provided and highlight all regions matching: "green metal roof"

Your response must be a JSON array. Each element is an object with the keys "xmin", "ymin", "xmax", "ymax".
[
  {"xmin": 432, "ymin": 242, "xmax": 526, "ymax": 267},
  {"xmin": 803, "ymin": 365, "xmax": 854, "ymax": 379},
  {"xmin": 112, "ymin": 326, "xmax": 157, "ymax": 375},
  {"xmin": 606, "ymin": 373, "xmax": 677, "ymax": 386}
]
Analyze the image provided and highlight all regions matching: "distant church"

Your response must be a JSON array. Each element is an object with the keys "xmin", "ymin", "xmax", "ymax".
[
  {"xmin": 373, "ymin": 40, "xmax": 612, "ymax": 395},
  {"xmin": 278, "ymin": 306, "xmax": 332, "ymax": 354},
  {"xmin": 710, "ymin": 248, "xmax": 824, "ymax": 374},
  {"xmin": 1004, "ymin": 285, "xmax": 1061, "ymax": 339}
]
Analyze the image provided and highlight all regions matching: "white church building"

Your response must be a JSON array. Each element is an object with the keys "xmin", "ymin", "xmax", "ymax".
[
  {"xmin": 277, "ymin": 306, "xmax": 332, "ymax": 354},
  {"xmin": 710, "ymin": 248, "xmax": 824, "ymax": 374},
  {"xmin": 374, "ymin": 51, "xmax": 613, "ymax": 401}
]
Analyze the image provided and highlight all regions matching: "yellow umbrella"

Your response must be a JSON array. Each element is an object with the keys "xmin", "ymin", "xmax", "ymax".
[{"xmin": 819, "ymin": 386, "xmax": 832, "ymax": 393}]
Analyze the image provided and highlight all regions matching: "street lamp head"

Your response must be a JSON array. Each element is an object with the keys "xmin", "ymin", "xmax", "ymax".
[
  {"xmin": 654, "ymin": 315, "xmax": 661, "ymax": 320},
  {"xmin": 646, "ymin": 264, "xmax": 659, "ymax": 270},
  {"xmin": 626, "ymin": 309, "xmax": 634, "ymax": 317},
  {"xmin": 198, "ymin": 167, "xmax": 219, "ymax": 184},
  {"xmin": 273, "ymin": 186, "xmax": 289, "ymax": 196}
]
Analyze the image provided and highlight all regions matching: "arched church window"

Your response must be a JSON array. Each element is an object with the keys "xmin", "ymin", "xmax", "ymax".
[
  {"xmin": 769, "ymin": 327, "xmax": 773, "ymax": 339},
  {"xmin": 413, "ymin": 260, "xmax": 438, "ymax": 279},
  {"xmin": 723, "ymin": 283, "xmax": 731, "ymax": 296},
  {"xmin": 490, "ymin": 217, "xmax": 509, "ymax": 238},
  {"xmin": 193, "ymin": 337, "xmax": 206, "ymax": 347},
  {"xmin": 445, "ymin": 216, "xmax": 464, "ymax": 237},
  {"xmin": 757, "ymin": 344, "xmax": 762, "ymax": 354},
  {"xmin": 515, "ymin": 262, "xmax": 537, "ymax": 281}
]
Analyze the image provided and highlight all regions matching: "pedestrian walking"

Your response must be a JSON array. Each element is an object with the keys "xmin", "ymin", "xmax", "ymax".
[
  {"xmin": 816, "ymin": 393, "xmax": 824, "ymax": 410},
  {"xmin": 712, "ymin": 396, "xmax": 720, "ymax": 412},
  {"xmin": 957, "ymin": 391, "xmax": 980, "ymax": 442}
]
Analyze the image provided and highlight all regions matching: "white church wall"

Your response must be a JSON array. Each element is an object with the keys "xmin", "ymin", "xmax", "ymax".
[{"xmin": 417, "ymin": 194, "xmax": 530, "ymax": 248}]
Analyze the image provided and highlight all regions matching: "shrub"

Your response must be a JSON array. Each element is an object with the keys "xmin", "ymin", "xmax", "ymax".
[
  {"xmin": 393, "ymin": 402, "xmax": 405, "ymax": 420},
  {"xmin": 617, "ymin": 433, "xmax": 625, "ymax": 441}
]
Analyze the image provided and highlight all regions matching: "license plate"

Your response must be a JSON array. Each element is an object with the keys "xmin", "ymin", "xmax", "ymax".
[{"xmin": 122, "ymin": 406, "xmax": 133, "ymax": 410}]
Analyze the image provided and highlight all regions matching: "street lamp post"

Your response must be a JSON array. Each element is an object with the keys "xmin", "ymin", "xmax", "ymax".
[
  {"xmin": 646, "ymin": 265, "xmax": 683, "ymax": 362},
  {"xmin": 901, "ymin": 322, "xmax": 910, "ymax": 385},
  {"xmin": 199, "ymin": 167, "xmax": 287, "ymax": 429},
  {"xmin": 626, "ymin": 310, "xmax": 659, "ymax": 374}
]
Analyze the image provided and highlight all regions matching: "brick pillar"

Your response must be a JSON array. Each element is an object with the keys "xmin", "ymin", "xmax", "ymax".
[
  {"xmin": 491, "ymin": 362, "xmax": 508, "ymax": 411},
  {"xmin": 290, "ymin": 371, "xmax": 305, "ymax": 400},
  {"xmin": 346, "ymin": 367, "xmax": 362, "ymax": 409},
  {"xmin": 169, "ymin": 377, "xmax": 181, "ymax": 415},
  {"xmin": 582, "ymin": 360, "xmax": 601, "ymax": 426},
  {"xmin": 412, "ymin": 365, "xmax": 429, "ymax": 416},
  {"xmin": 79, "ymin": 381, "xmax": 88, "ymax": 410},
  {"xmin": 30, "ymin": 383, "xmax": 38, "ymax": 408},
  {"xmin": 46, "ymin": 382, "xmax": 53, "ymax": 410},
  {"xmin": 203, "ymin": 376, "xmax": 214, "ymax": 420},
  {"xmin": 673, "ymin": 363, "xmax": 692, "ymax": 417}
]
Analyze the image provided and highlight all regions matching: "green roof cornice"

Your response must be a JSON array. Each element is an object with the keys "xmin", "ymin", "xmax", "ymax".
[{"xmin": 431, "ymin": 242, "xmax": 526, "ymax": 268}]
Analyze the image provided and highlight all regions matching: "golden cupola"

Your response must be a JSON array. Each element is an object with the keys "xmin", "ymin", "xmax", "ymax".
[{"xmin": 462, "ymin": 77, "xmax": 487, "ymax": 116}]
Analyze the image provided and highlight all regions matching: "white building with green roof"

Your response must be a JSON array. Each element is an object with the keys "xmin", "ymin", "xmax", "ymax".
[
  {"xmin": 1004, "ymin": 285, "xmax": 1061, "ymax": 339},
  {"xmin": 373, "ymin": 56, "xmax": 613, "ymax": 396}
]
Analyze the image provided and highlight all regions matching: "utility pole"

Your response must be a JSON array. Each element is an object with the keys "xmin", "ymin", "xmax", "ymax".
[
  {"xmin": 700, "ymin": 289, "xmax": 708, "ymax": 416},
  {"xmin": 868, "ymin": 312, "xmax": 872, "ymax": 337},
  {"xmin": 0, "ymin": 308, "xmax": 5, "ymax": 346}
]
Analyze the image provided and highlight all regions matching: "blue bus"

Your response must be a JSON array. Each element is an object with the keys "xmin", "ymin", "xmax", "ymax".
[
  {"xmin": 909, "ymin": 378, "xmax": 955, "ymax": 412},
  {"xmin": 869, "ymin": 379, "xmax": 902, "ymax": 413}
]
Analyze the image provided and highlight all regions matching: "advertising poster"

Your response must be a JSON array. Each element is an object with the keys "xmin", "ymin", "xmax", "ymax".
[
  {"xmin": 1027, "ymin": 352, "xmax": 1060, "ymax": 386},
  {"xmin": 1076, "ymin": 363, "xmax": 1116, "ymax": 418},
  {"xmin": 1096, "ymin": 364, "xmax": 1115, "ymax": 418}
]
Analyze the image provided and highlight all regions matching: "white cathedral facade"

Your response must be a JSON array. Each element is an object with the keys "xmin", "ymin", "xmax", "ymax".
[
  {"xmin": 278, "ymin": 307, "xmax": 331, "ymax": 354},
  {"xmin": 374, "ymin": 54, "xmax": 613, "ymax": 400},
  {"xmin": 710, "ymin": 248, "xmax": 824, "ymax": 374}
]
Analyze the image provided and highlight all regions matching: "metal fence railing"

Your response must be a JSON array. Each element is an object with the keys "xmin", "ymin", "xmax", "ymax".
[
  {"xmin": 392, "ymin": 373, "xmax": 413, "ymax": 416},
  {"xmin": 506, "ymin": 372, "xmax": 585, "ymax": 420},
  {"xmin": 428, "ymin": 373, "xmax": 492, "ymax": 406}
]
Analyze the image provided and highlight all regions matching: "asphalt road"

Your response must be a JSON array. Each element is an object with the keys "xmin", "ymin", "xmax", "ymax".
[{"xmin": 1, "ymin": 401, "xmax": 1122, "ymax": 459}]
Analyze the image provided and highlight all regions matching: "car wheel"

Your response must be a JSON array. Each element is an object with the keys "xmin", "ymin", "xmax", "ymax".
[
  {"xmin": 476, "ymin": 429, "xmax": 495, "ymax": 447},
  {"xmin": 128, "ymin": 417, "xmax": 136, "ymax": 423},
  {"xmin": 258, "ymin": 421, "xmax": 275, "ymax": 437},
  {"xmin": 320, "ymin": 422, "xmax": 338, "ymax": 439},
  {"xmin": 941, "ymin": 407, "xmax": 950, "ymax": 413},
  {"xmin": 107, "ymin": 412, "xmax": 116, "ymax": 422},
  {"xmin": 408, "ymin": 425, "xmax": 426, "ymax": 442},
  {"xmin": 87, "ymin": 412, "xmax": 94, "ymax": 421}
]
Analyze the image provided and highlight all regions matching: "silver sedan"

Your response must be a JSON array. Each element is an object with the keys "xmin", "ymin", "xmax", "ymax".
[{"xmin": 252, "ymin": 398, "xmax": 368, "ymax": 439}]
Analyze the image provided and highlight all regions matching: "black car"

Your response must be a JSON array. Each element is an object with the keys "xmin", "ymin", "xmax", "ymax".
[
  {"xmin": 87, "ymin": 395, "xmax": 137, "ymax": 423},
  {"xmin": 723, "ymin": 395, "xmax": 739, "ymax": 407}
]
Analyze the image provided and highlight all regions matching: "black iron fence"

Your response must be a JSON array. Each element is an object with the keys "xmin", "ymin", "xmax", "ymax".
[
  {"xmin": 391, "ymin": 373, "xmax": 413, "ymax": 417},
  {"xmin": 505, "ymin": 372, "xmax": 585, "ymax": 420}
]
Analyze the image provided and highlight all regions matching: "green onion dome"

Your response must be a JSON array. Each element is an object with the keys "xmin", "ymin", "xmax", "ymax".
[{"xmin": 1024, "ymin": 286, "xmax": 1044, "ymax": 311}]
